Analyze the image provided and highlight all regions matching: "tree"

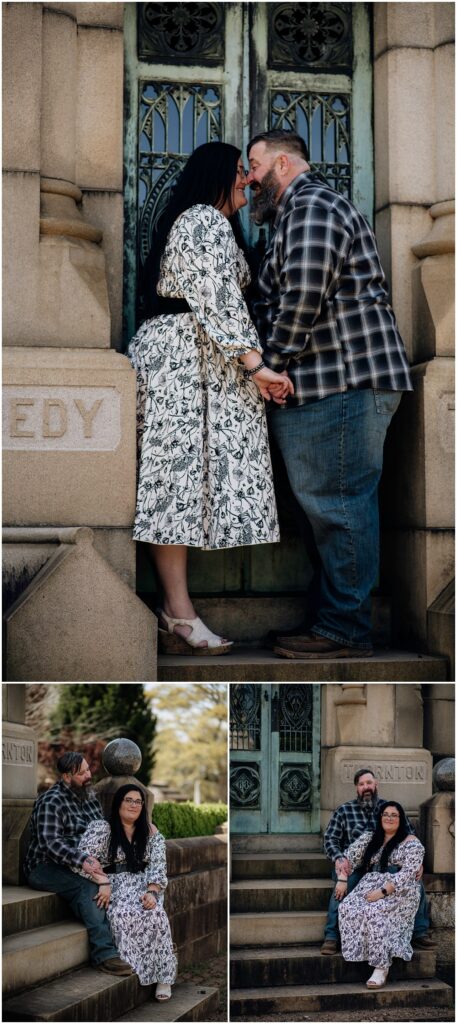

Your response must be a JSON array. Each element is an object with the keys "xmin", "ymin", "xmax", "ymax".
[
  {"xmin": 50, "ymin": 684, "xmax": 157, "ymax": 785},
  {"xmin": 146, "ymin": 684, "xmax": 227, "ymax": 803}
]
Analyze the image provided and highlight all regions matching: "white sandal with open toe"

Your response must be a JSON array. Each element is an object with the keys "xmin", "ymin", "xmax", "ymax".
[
  {"xmin": 366, "ymin": 967, "xmax": 388, "ymax": 988},
  {"xmin": 157, "ymin": 609, "xmax": 233, "ymax": 656},
  {"xmin": 155, "ymin": 983, "xmax": 172, "ymax": 1001}
]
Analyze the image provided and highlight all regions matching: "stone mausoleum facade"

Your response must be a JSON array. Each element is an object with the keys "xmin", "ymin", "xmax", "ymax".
[{"xmin": 2, "ymin": 3, "xmax": 455, "ymax": 681}]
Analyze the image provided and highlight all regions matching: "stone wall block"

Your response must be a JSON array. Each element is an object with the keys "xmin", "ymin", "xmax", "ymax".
[
  {"xmin": 81, "ymin": 191, "xmax": 124, "ymax": 348},
  {"xmin": 76, "ymin": 28, "xmax": 123, "ymax": 190},
  {"xmin": 383, "ymin": 527, "xmax": 454, "ymax": 649},
  {"xmin": 76, "ymin": 3, "xmax": 124, "ymax": 29},
  {"xmin": 383, "ymin": 359, "xmax": 454, "ymax": 530},
  {"xmin": 5, "ymin": 530, "xmax": 157, "ymax": 681},
  {"xmin": 423, "ymin": 681, "xmax": 455, "ymax": 757},
  {"xmin": 41, "ymin": 8, "xmax": 77, "ymax": 183},
  {"xmin": 374, "ymin": 49, "xmax": 435, "ymax": 209},
  {"xmin": 35, "ymin": 235, "xmax": 111, "ymax": 348},
  {"xmin": 434, "ymin": 43, "xmax": 455, "ymax": 203},
  {"xmin": 3, "ymin": 347, "xmax": 136, "ymax": 526},
  {"xmin": 333, "ymin": 685, "xmax": 395, "ymax": 747},
  {"xmin": 420, "ymin": 792, "xmax": 455, "ymax": 873},
  {"xmin": 321, "ymin": 745, "xmax": 433, "ymax": 817},
  {"xmin": 374, "ymin": 4, "xmax": 435, "ymax": 58},
  {"xmin": 2, "ymin": 172, "xmax": 40, "ymax": 347},
  {"xmin": 433, "ymin": 3, "xmax": 455, "ymax": 48},
  {"xmin": 375, "ymin": 205, "xmax": 431, "ymax": 358},
  {"xmin": 412, "ymin": 254, "xmax": 455, "ymax": 362},
  {"xmin": 3, "ymin": 3, "xmax": 42, "ymax": 171}
]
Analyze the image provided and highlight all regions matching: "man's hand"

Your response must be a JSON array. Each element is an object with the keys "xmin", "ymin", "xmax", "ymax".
[
  {"xmin": 335, "ymin": 856, "xmax": 351, "ymax": 877},
  {"xmin": 82, "ymin": 856, "xmax": 103, "ymax": 877},
  {"xmin": 334, "ymin": 880, "xmax": 347, "ymax": 901},
  {"xmin": 415, "ymin": 864, "xmax": 424, "ymax": 882}
]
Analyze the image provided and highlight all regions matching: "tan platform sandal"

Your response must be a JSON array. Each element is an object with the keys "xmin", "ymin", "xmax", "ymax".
[
  {"xmin": 155, "ymin": 983, "xmax": 172, "ymax": 1001},
  {"xmin": 366, "ymin": 967, "xmax": 389, "ymax": 988},
  {"xmin": 157, "ymin": 609, "xmax": 233, "ymax": 656}
]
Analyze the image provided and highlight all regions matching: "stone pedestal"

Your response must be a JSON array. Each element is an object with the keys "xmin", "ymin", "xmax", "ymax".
[{"xmin": 420, "ymin": 792, "xmax": 455, "ymax": 873}]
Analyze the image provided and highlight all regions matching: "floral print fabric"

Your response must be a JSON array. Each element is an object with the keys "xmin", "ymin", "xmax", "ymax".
[
  {"xmin": 128, "ymin": 204, "xmax": 280, "ymax": 549},
  {"xmin": 77, "ymin": 820, "xmax": 177, "ymax": 986},
  {"xmin": 338, "ymin": 831, "xmax": 424, "ymax": 969}
]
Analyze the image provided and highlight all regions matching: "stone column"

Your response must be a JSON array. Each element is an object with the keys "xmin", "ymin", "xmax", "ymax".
[
  {"xmin": 321, "ymin": 684, "xmax": 432, "ymax": 830},
  {"xmin": 420, "ymin": 758, "xmax": 455, "ymax": 983},
  {"xmin": 2, "ymin": 684, "xmax": 38, "ymax": 884},
  {"xmin": 374, "ymin": 4, "xmax": 455, "ymax": 659},
  {"xmin": 2, "ymin": 3, "xmax": 157, "ymax": 680}
]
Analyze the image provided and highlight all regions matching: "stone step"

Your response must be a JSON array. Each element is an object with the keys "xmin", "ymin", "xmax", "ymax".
[
  {"xmin": 231, "ymin": 878, "xmax": 333, "ymax": 914},
  {"xmin": 158, "ymin": 647, "xmax": 448, "ymax": 681},
  {"xmin": 231, "ymin": 834, "xmax": 323, "ymax": 853},
  {"xmin": 230, "ymin": 978, "xmax": 454, "ymax": 1017},
  {"xmin": 230, "ymin": 944, "xmax": 437, "ymax": 988},
  {"xmin": 231, "ymin": 910, "xmax": 327, "ymax": 946},
  {"xmin": 2, "ymin": 886, "xmax": 71, "ymax": 937},
  {"xmin": 232, "ymin": 852, "xmax": 329, "ymax": 880},
  {"xmin": 2, "ymin": 964, "xmax": 151, "ymax": 1022},
  {"xmin": 3, "ymin": 920, "xmax": 89, "ymax": 997},
  {"xmin": 117, "ymin": 982, "xmax": 219, "ymax": 1022}
]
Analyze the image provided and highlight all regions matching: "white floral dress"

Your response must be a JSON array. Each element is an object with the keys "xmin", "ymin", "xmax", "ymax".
[
  {"xmin": 76, "ymin": 820, "xmax": 177, "ymax": 986},
  {"xmin": 128, "ymin": 204, "xmax": 280, "ymax": 549},
  {"xmin": 338, "ymin": 831, "xmax": 424, "ymax": 969}
]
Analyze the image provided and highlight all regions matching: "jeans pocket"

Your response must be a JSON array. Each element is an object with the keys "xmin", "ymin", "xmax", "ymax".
[{"xmin": 373, "ymin": 389, "xmax": 402, "ymax": 417}]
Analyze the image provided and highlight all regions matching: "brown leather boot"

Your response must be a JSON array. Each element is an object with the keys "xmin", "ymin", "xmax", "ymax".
[
  {"xmin": 97, "ymin": 957, "xmax": 134, "ymax": 976},
  {"xmin": 320, "ymin": 939, "xmax": 339, "ymax": 955}
]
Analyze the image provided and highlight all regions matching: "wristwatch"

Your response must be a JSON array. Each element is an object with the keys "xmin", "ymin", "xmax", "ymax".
[{"xmin": 381, "ymin": 886, "xmax": 389, "ymax": 897}]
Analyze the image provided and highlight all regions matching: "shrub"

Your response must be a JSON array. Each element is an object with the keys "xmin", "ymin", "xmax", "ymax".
[{"xmin": 152, "ymin": 801, "xmax": 227, "ymax": 839}]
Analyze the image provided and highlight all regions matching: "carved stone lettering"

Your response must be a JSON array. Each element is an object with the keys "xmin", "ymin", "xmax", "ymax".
[
  {"xmin": 2, "ymin": 740, "xmax": 34, "ymax": 764},
  {"xmin": 342, "ymin": 761, "xmax": 429, "ymax": 784},
  {"xmin": 3, "ymin": 386, "xmax": 121, "ymax": 451}
]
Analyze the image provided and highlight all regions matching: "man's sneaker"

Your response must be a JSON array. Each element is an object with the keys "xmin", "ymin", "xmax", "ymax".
[
  {"xmin": 412, "ymin": 933, "xmax": 438, "ymax": 950},
  {"xmin": 274, "ymin": 635, "xmax": 373, "ymax": 660},
  {"xmin": 320, "ymin": 939, "xmax": 339, "ymax": 955},
  {"xmin": 97, "ymin": 957, "xmax": 134, "ymax": 976}
]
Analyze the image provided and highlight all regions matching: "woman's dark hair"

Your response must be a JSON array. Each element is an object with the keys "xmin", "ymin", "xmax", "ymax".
[
  {"xmin": 108, "ymin": 783, "xmax": 149, "ymax": 872},
  {"xmin": 141, "ymin": 142, "xmax": 245, "ymax": 318},
  {"xmin": 361, "ymin": 801, "xmax": 411, "ymax": 873}
]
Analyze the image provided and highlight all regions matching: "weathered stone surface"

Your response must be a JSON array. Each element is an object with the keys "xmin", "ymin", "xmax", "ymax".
[
  {"xmin": 2, "ymin": 800, "xmax": 35, "ymax": 886},
  {"xmin": 374, "ymin": 49, "xmax": 435, "ymax": 209},
  {"xmin": 420, "ymin": 792, "xmax": 455, "ymax": 873},
  {"xmin": 2, "ymin": 964, "xmax": 151, "ymax": 1023},
  {"xmin": 321, "ymin": 745, "xmax": 432, "ymax": 818},
  {"xmin": 434, "ymin": 44, "xmax": 455, "ymax": 203},
  {"xmin": 231, "ymin": 878, "xmax": 332, "ymax": 915},
  {"xmin": 81, "ymin": 191, "xmax": 124, "ymax": 349},
  {"xmin": 230, "ymin": 978, "xmax": 453, "ymax": 1017},
  {"xmin": 166, "ymin": 836, "xmax": 227, "ymax": 877},
  {"xmin": 41, "ymin": 8, "xmax": 77, "ymax": 182},
  {"xmin": 374, "ymin": 3, "xmax": 435, "ymax": 57},
  {"xmin": 76, "ymin": 3, "xmax": 124, "ymax": 29},
  {"xmin": 3, "ymin": 685, "xmax": 26, "ymax": 725},
  {"xmin": 3, "ymin": 3, "xmax": 42, "ymax": 172},
  {"xmin": 36, "ymin": 235, "xmax": 110, "ymax": 348},
  {"xmin": 102, "ymin": 739, "xmax": 142, "ymax": 778},
  {"xmin": 167, "ymin": 866, "xmax": 227, "ymax": 917},
  {"xmin": 3, "ymin": 920, "xmax": 89, "ymax": 997},
  {"xmin": 427, "ymin": 589, "xmax": 455, "ymax": 692},
  {"xmin": 92, "ymin": 528, "xmax": 136, "ymax": 590},
  {"xmin": 3, "ymin": 348, "xmax": 136, "ymax": 526},
  {"xmin": 76, "ymin": 28, "xmax": 123, "ymax": 190},
  {"xmin": 231, "ymin": 945, "xmax": 437, "ymax": 989},
  {"xmin": 2, "ymin": 172, "xmax": 41, "ymax": 347},
  {"xmin": 383, "ymin": 527, "xmax": 454, "ymax": 650},
  {"xmin": 412, "ymin": 253, "xmax": 455, "ymax": 363},
  {"xmin": 2, "ymin": 887, "xmax": 71, "ymax": 937},
  {"xmin": 117, "ymin": 984, "xmax": 220, "ymax": 1022},
  {"xmin": 2, "ymin": 723, "xmax": 37, "ymax": 799},
  {"xmin": 5, "ymin": 530, "xmax": 157, "ymax": 682},
  {"xmin": 231, "ymin": 910, "xmax": 326, "ymax": 947},
  {"xmin": 321, "ymin": 684, "xmax": 423, "ymax": 750},
  {"xmin": 375, "ymin": 204, "xmax": 431, "ymax": 360},
  {"xmin": 433, "ymin": 3, "xmax": 455, "ymax": 47}
]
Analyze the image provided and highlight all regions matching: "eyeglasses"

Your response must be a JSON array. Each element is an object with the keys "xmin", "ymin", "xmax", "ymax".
[
  {"xmin": 123, "ymin": 797, "xmax": 143, "ymax": 806},
  {"xmin": 382, "ymin": 813, "xmax": 400, "ymax": 820}
]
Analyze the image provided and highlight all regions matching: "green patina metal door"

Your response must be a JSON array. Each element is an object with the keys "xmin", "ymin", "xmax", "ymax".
[
  {"xmin": 230, "ymin": 684, "xmax": 321, "ymax": 833},
  {"xmin": 124, "ymin": 3, "xmax": 373, "ymax": 601}
]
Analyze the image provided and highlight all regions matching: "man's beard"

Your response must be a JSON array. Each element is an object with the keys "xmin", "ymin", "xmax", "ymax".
[
  {"xmin": 71, "ymin": 780, "xmax": 92, "ymax": 802},
  {"xmin": 250, "ymin": 169, "xmax": 281, "ymax": 225},
  {"xmin": 357, "ymin": 788, "xmax": 378, "ymax": 810}
]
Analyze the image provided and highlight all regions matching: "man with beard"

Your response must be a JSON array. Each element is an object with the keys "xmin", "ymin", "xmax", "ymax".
[
  {"xmin": 246, "ymin": 129, "xmax": 412, "ymax": 659},
  {"xmin": 320, "ymin": 768, "xmax": 434, "ymax": 954},
  {"xmin": 24, "ymin": 751, "xmax": 134, "ymax": 976}
]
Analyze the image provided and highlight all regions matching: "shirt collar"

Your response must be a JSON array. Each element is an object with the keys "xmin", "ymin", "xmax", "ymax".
[{"xmin": 273, "ymin": 170, "xmax": 329, "ymax": 227}]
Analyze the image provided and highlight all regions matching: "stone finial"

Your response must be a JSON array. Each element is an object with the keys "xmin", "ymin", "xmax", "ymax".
[
  {"xmin": 102, "ymin": 737, "xmax": 142, "ymax": 777},
  {"xmin": 433, "ymin": 757, "xmax": 455, "ymax": 792}
]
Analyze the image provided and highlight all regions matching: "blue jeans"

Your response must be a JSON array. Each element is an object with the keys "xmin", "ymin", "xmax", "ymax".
[
  {"xmin": 324, "ymin": 865, "xmax": 430, "ymax": 941},
  {"xmin": 27, "ymin": 861, "xmax": 120, "ymax": 965},
  {"xmin": 269, "ymin": 389, "xmax": 402, "ymax": 648}
]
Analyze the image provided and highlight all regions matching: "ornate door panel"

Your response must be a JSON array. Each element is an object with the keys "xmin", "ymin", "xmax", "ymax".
[
  {"xmin": 230, "ymin": 684, "xmax": 320, "ymax": 833},
  {"xmin": 124, "ymin": 4, "xmax": 372, "ymax": 601}
]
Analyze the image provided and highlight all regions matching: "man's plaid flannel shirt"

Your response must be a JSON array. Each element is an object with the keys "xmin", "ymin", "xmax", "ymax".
[
  {"xmin": 24, "ymin": 779, "xmax": 104, "ymax": 876},
  {"xmin": 324, "ymin": 796, "xmax": 415, "ymax": 862},
  {"xmin": 254, "ymin": 172, "xmax": 413, "ymax": 405}
]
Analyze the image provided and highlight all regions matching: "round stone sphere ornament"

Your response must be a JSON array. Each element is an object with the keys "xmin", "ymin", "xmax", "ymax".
[
  {"xmin": 102, "ymin": 738, "xmax": 142, "ymax": 777},
  {"xmin": 433, "ymin": 757, "xmax": 455, "ymax": 792}
]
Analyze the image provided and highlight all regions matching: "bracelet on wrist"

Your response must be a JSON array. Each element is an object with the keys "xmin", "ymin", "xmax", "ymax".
[
  {"xmin": 244, "ymin": 360, "xmax": 265, "ymax": 378},
  {"xmin": 336, "ymin": 877, "xmax": 347, "ymax": 883}
]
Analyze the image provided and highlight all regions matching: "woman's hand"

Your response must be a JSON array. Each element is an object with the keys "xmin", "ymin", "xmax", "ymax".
[
  {"xmin": 141, "ymin": 891, "xmax": 157, "ymax": 910},
  {"xmin": 334, "ymin": 880, "xmax": 348, "ymax": 901},
  {"xmin": 251, "ymin": 367, "xmax": 294, "ymax": 404},
  {"xmin": 95, "ymin": 882, "xmax": 111, "ymax": 909},
  {"xmin": 365, "ymin": 882, "xmax": 394, "ymax": 902}
]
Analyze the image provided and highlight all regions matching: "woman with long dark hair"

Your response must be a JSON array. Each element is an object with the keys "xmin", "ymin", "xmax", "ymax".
[
  {"xmin": 75, "ymin": 784, "xmax": 176, "ymax": 1001},
  {"xmin": 128, "ymin": 142, "xmax": 293, "ymax": 655},
  {"xmin": 337, "ymin": 802, "xmax": 424, "ymax": 989}
]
